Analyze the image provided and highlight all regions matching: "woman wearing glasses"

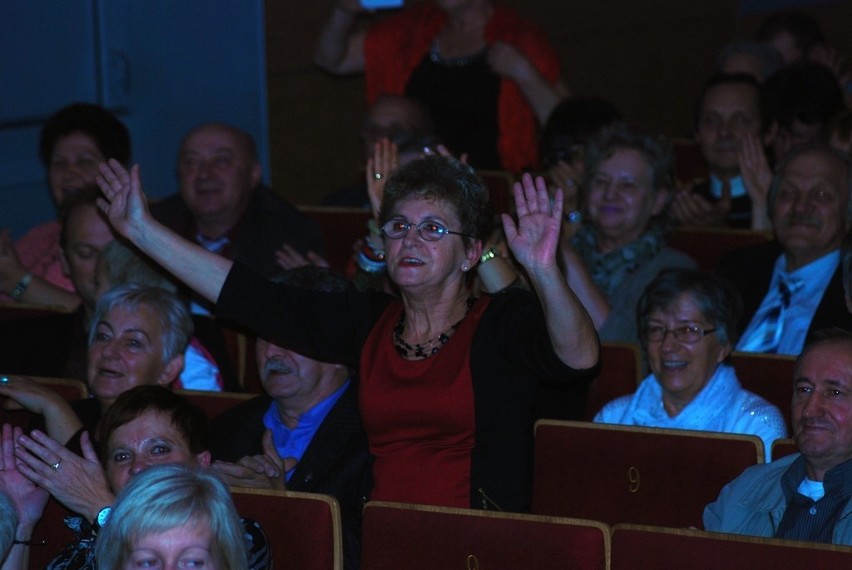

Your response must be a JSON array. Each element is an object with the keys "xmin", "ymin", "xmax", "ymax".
[
  {"xmin": 96, "ymin": 155, "xmax": 598, "ymax": 513},
  {"xmin": 594, "ymin": 268, "xmax": 786, "ymax": 460}
]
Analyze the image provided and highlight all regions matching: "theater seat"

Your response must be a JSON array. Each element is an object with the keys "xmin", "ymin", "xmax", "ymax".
[
  {"xmin": 231, "ymin": 487, "xmax": 342, "ymax": 570},
  {"xmin": 611, "ymin": 523, "xmax": 852, "ymax": 569},
  {"xmin": 730, "ymin": 351, "xmax": 796, "ymax": 434},
  {"xmin": 584, "ymin": 342, "xmax": 642, "ymax": 420},
  {"xmin": 175, "ymin": 389, "xmax": 254, "ymax": 421},
  {"xmin": 668, "ymin": 227, "xmax": 772, "ymax": 272},
  {"xmin": 361, "ymin": 500, "xmax": 609, "ymax": 570},
  {"xmin": 532, "ymin": 420, "xmax": 763, "ymax": 528}
]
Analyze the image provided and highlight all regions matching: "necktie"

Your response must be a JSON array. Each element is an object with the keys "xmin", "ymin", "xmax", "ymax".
[{"xmin": 739, "ymin": 277, "xmax": 803, "ymax": 353}]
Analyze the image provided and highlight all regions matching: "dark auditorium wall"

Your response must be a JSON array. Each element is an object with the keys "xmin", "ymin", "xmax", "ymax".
[{"xmin": 265, "ymin": 0, "xmax": 852, "ymax": 207}]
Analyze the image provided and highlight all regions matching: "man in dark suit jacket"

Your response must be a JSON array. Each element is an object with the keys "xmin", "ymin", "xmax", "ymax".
[
  {"xmin": 208, "ymin": 267, "xmax": 371, "ymax": 570},
  {"xmin": 151, "ymin": 122, "xmax": 324, "ymax": 283},
  {"xmin": 717, "ymin": 143, "xmax": 852, "ymax": 354}
]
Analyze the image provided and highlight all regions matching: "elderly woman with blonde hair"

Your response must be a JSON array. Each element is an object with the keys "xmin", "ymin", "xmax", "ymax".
[{"xmin": 95, "ymin": 465, "xmax": 247, "ymax": 570}]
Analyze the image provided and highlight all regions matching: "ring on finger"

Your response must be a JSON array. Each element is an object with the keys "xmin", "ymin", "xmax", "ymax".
[
  {"xmin": 51, "ymin": 461, "xmax": 61, "ymax": 471},
  {"xmin": 374, "ymin": 173, "xmax": 383, "ymax": 180}
]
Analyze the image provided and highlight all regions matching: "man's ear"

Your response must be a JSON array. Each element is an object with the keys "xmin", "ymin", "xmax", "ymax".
[
  {"xmin": 250, "ymin": 161, "xmax": 262, "ymax": 189},
  {"xmin": 196, "ymin": 450, "xmax": 212, "ymax": 467},
  {"xmin": 158, "ymin": 354, "xmax": 185, "ymax": 385}
]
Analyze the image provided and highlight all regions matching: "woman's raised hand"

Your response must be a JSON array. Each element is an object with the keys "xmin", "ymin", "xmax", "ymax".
[
  {"xmin": 367, "ymin": 139, "xmax": 399, "ymax": 218},
  {"xmin": 96, "ymin": 160, "xmax": 151, "ymax": 243},
  {"xmin": 502, "ymin": 173, "xmax": 562, "ymax": 270}
]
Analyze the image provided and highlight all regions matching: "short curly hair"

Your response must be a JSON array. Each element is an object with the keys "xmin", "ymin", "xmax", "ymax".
[
  {"xmin": 39, "ymin": 103, "xmax": 131, "ymax": 167},
  {"xmin": 379, "ymin": 155, "xmax": 491, "ymax": 246}
]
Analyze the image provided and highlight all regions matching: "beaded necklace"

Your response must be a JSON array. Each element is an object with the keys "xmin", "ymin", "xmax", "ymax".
[{"xmin": 393, "ymin": 296, "xmax": 476, "ymax": 360}]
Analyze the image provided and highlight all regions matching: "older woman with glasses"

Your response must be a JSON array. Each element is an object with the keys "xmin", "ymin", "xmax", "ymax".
[
  {"xmin": 95, "ymin": 155, "xmax": 598, "ymax": 513},
  {"xmin": 594, "ymin": 268, "xmax": 786, "ymax": 460}
]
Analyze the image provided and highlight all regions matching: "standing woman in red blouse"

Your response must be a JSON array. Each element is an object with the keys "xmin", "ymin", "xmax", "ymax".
[
  {"xmin": 314, "ymin": 0, "xmax": 569, "ymax": 171},
  {"xmin": 96, "ymin": 155, "xmax": 598, "ymax": 512}
]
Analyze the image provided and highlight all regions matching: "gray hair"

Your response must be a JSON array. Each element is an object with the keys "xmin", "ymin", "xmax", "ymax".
[
  {"xmin": 583, "ymin": 122, "xmax": 674, "ymax": 194},
  {"xmin": 717, "ymin": 40, "xmax": 784, "ymax": 81},
  {"xmin": 94, "ymin": 465, "xmax": 247, "ymax": 570},
  {"xmin": 767, "ymin": 142, "xmax": 852, "ymax": 224},
  {"xmin": 98, "ymin": 240, "xmax": 178, "ymax": 293},
  {"xmin": 637, "ymin": 268, "xmax": 743, "ymax": 348},
  {"xmin": 89, "ymin": 283, "xmax": 193, "ymax": 364}
]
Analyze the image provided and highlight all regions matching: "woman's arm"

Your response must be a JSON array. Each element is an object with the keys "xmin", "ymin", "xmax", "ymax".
[
  {"xmin": 314, "ymin": 0, "xmax": 368, "ymax": 74},
  {"xmin": 0, "ymin": 230, "xmax": 81, "ymax": 311},
  {"xmin": 502, "ymin": 174, "xmax": 598, "ymax": 370},
  {"xmin": 487, "ymin": 42, "xmax": 569, "ymax": 126},
  {"xmin": 558, "ymin": 241, "xmax": 611, "ymax": 330},
  {"xmin": 96, "ymin": 161, "xmax": 233, "ymax": 304}
]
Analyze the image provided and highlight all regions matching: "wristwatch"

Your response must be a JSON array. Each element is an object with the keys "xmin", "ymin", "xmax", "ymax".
[{"xmin": 94, "ymin": 506, "xmax": 112, "ymax": 531}]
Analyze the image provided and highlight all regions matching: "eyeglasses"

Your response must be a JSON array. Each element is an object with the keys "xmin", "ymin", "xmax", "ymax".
[
  {"xmin": 641, "ymin": 325, "xmax": 718, "ymax": 344},
  {"xmin": 381, "ymin": 220, "xmax": 472, "ymax": 241}
]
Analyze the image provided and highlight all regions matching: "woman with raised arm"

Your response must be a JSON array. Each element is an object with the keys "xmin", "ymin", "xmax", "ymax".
[{"xmin": 97, "ymin": 155, "xmax": 598, "ymax": 511}]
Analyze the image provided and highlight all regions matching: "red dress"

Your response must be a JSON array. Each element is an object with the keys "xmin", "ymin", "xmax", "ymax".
[{"xmin": 360, "ymin": 296, "xmax": 490, "ymax": 507}]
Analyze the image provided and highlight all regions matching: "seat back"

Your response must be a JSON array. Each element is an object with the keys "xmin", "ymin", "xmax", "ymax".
[
  {"xmin": 671, "ymin": 137, "xmax": 708, "ymax": 183},
  {"xmin": 361, "ymin": 501, "xmax": 610, "ymax": 570},
  {"xmin": 771, "ymin": 438, "xmax": 799, "ymax": 461},
  {"xmin": 299, "ymin": 206, "xmax": 372, "ymax": 273},
  {"xmin": 532, "ymin": 420, "xmax": 763, "ymax": 528},
  {"xmin": 730, "ymin": 351, "xmax": 796, "ymax": 434},
  {"xmin": 175, "ymin": 389, "xmax": 255, "ymax": 421},
  {"xmin": 477, "ymin": 170, "xmax": 516, "ymax": 214},
  {"xmin": 231, "ymin": 487, "xmax": 342, "ymax": 570},
  {"xmin": 584, "ymin": 342, "xmax": 642, "ymax": 420},
  {"xmin": 611, "ymin": 523, "xmax": 852, "ymax": 569},
  {"xmin": 668, "ymin": 227, "xmax": 772, "ymax": 272}
]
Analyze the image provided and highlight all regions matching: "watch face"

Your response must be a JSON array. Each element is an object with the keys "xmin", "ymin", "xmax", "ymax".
[{"xmin": 98, "ymin": 507, "xmax": 112, "ymax": 527}]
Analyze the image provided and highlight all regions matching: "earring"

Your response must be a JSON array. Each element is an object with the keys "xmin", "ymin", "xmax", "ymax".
[{"xmin": 462, "ymin": 263, "xmax": 470, "ymax": 272}]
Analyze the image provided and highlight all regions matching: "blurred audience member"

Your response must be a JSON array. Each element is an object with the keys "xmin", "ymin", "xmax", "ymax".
[
  {"xmin": 0, "ymin": 187, "xmax": 117, "ymax": 380},
  {"xmin": 95, "ymin": 465, "xmax": 249, "ymax": 570},
  {"xmin": 764, "ymin": 62, "xmax": 846, "ymax": 162},
  {"xmin": 10, "ymin": 386, "xmax": 270, "ymax": 569},
  {"xmin": 827, "ymin": 109, "xmax": 852, "ymax": 158},
  {"xmin": 719, "ymin": 144, "xmax": 852, "ymax": 356},
  {"xmin": 755, "ymin": 11, "xmax": 825, "ymax": 65},
  {"xmin": 210, "ymin": 266, "xmax": 371, "ymax": 570},
  {"xmin": 717, "ymin": 40, "xmax": 784, "ymax": 83},
  {"xmin": 0, "ymin": 284, "xmax": 191, "ymax": 450},
  {"xmin": 595, "ymin": 268, "xmax": 786, "ymax": 460},
  {"xmin": 0, "ymin": 103, "xmax": 129, "ymax": 309},
  {"xmin": 541, "ymin": 96, "xmax": 622, "ymax": 217},
  {"xmin": 323, "ymin": 94, "xmax": 438, "ymax": 209},
  {"xmin": 150, "ymin": 122, "xmax": 324, "ymax": 313},
  {"xmin": 314, "ymin": 0, "xmax": 567, "ymax": 170},
  {"xmin": 560, "ymin": 123, "xmax": 695, "ymax": 343},
  {"xmin": 705, "ymin": 331, "xmax": 852, "ymax": 544},
  {"xmin": 672, "ymin": 73, "xmax": 775, "ymax": 229}
]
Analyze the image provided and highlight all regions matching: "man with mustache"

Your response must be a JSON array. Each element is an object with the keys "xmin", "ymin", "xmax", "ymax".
[
  {"xmin": 704, "ymin": 331, "xmax": 852, "ymax": 544},
  {"xmin": 206, "ymin": 266, "xmax": 371, "ymax": 570},
  {"xmin": 717, "ymin": 144, "xmax": 852, "ymax": 355}
]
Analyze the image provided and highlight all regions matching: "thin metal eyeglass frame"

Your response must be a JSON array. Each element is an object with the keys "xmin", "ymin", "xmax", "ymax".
[
  {"xmin": 381, "ymin": 220, "xmax": 473, "ymax": 241},
  {"xmin": 641, "ymin": 326, "xmax": 718, "ymax": 344}
]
